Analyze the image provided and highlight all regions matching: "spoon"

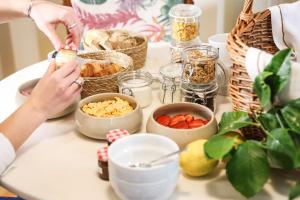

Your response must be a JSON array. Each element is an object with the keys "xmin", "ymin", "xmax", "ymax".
[{"xmin": 129, "ymin": 148, "xmax": 186, "ymax": 168}]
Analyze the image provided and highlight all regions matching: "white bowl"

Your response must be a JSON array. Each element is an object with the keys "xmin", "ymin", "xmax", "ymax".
[
  {"xmin": 110, "ymin": 172, "xmax": 179, "ymax": 200},
  {"xmin": 146, "ymin": 103, "xmax": 218, "ymax": 148},
  {"xmin": 108, "ymin": 134, "xmax": 179, "ymax": 200},
  {"xmin": 75, "ymin": 93, "xmax": 143, "ymax": 139},
  {"xmin": 16, "ymin": 78, "xmax": 79, "ymax": 119}
]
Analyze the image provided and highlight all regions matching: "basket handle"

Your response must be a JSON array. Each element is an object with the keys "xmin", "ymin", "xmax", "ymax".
[{"xmin": 240, "ymin": 0, "xmax": 254, "ymax": 22}]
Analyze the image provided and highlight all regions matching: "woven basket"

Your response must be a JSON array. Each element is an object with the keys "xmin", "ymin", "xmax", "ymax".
[
  {"xmin": 227, "ymin": 0, "xmax": 279, "ymax": 140},
  {"xmin": 78, "ymin": 51, "xmax": 133, "ymax": 98},
  {"xmin": 83, "ymin": 30, "xmax": 148, "ymax": 70}
]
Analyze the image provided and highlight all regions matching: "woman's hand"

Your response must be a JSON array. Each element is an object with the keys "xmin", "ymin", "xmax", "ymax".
[
  {"xmin": 28, "ymin": 60, "xmax": 83, "ymax": 119},
  {"xmin": 30, "ymin": 1, "xmax": 82, "ymax": 50}
]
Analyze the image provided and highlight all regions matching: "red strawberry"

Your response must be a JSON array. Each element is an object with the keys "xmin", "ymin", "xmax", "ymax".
[
  {"xmin": 169, "ymin": 115, "xmax": 186, "ymax": 127},
  {"xmin": 188, "ymin": 119, "xmax": 205, "ymax": 129},
  {"xmin": 184, "ymin": 114, "xmax": 194, "ymax": 123},
  {"xmin": 156, "ymin": 115, "xmax": 171, "ymax": 127},
  {"xmin": 171, "ymin": 121, "xmax": 189, "ymax": 129}
]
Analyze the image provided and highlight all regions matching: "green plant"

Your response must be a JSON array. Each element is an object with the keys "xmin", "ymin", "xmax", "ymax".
[{"xmin": 204, "ymin": 49, "xmax": 300, "ymax": 199}]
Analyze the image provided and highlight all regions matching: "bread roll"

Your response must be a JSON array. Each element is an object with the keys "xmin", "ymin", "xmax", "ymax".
[{"xmin": 55, "ymin": 49, "xmax": 77, "ymax": 69}]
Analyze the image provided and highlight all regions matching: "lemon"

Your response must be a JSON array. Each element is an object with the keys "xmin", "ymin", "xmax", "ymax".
[{"xmin": 180, "ymin": 139, "xmax": 219, "ymax": 177}]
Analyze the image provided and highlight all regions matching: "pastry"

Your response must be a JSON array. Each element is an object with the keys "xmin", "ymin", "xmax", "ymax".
[
  {"xmin": 55, "ymin": 49, "xmax": 77, "ymax": 69},
  {"xmin": 80, "ymin": 61, "xmax": 124, "ymax": 77}
]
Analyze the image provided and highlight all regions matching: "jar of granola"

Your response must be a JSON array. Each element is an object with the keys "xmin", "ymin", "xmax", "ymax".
[
  {"xmin": 169, "ymin": 4, "xmax": 201, "ymax": 43},
  {"xmin": 181, "ymin": 45, "xmax": 219, "ymax": 84},
  {"xmin": 170, "ymin": 40, "xmax": 201, "ymax": 63}
]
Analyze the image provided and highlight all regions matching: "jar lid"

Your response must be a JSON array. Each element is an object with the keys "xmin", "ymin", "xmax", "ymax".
[
  {"xmin": 181, "ymin": 81, "xmax": 218, "ymax": 95},
  {"xmin": 160, "ymin": 63, "xmax": 182, "ymax": 79},
  {"xmin": 97, "ymin": 146, "xmax": 108, "ymax": 162},
  {"xmin": 169, "ymin": 4, "xmax": 202, "ymax": 19},
  {"xmin": 106, "ymin": 129, "xmax": 130, "ymax": 144},
  {"xmin": 118, "ymin": 71, "xmax": 153, "ymax": 88}
]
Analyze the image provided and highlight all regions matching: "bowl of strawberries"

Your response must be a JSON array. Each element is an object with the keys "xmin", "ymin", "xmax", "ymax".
[{"xmin": 146, "ymin": 103, "xmax": 217, "ymax": 148}]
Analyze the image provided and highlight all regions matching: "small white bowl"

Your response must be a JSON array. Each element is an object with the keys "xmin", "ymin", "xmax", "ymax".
[
  {"xmin": 146, "ymin": 103, "xmax": 218, "ymax": 148},
  {"xmin": 75, "ymin": 93, "xmax": 143, "ymax": 139},
  {"xmin": 110, "ymin": 172, "xmax": 179, "ymax": 200},
  {"xmin": 108, "ymin": 134, "xmax": 179, "ymax": 200},
  {"xmin": 16, "ymin": 78, "xmax": 79, "ymax": 119}
]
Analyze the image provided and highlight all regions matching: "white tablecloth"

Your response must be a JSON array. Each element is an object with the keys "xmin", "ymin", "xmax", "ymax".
[{"xmin": 0, "ymin": 43, "xmax": 298, "ymax": 200}]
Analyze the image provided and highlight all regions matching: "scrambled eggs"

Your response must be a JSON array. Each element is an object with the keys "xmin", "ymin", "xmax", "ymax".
[{"xmin": 82, "ymin": 97, "xmax": 133, "ymax": 118}]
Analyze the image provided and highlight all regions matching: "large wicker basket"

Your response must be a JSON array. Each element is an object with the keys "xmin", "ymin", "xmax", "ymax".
[
  {"xmin": 83, "ymin": 30, "xmax": 148, "ymax": 70},
  {"xmin": 78, "ymin": 51, "xmax": 133, "ymax": 98},
  {"xmin": 227, "ymin": 0, "xmax": 279, "ymax": 140}
]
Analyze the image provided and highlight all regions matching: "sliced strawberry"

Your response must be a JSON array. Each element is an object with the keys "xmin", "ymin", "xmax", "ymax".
[
  {"xmin": 184, "ymin": 114, "xmax": 194, "ymax": 123},
  {"xmin": 169, "ymin": 115, "xmax": 186, "ymax": 127},
  {"xmin": 156, "ymin": 115, "xmax": 171, "ymax": 127},
  {"xmin": 188, "ymin": 119, "xmax": 205, "ymax": 129},
  {"xmin": 171, "ymin": 121, "xmax": 189, "ymax": 129}
]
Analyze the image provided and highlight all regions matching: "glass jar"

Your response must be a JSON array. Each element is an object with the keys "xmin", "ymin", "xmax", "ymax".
[
  {"xmin": 117, "ymin": 71, "xmax": 153, "ymax": 108},
  {"xmin": 181, "ymin": 81, "xmax": 218, "ymax": 112},
  {"xmin": 170, "ymin": 40, "xmax": 201, "ymax": 64},
  {"xmin": 182, "ymin": 44, "xmax": 219, "ymax": 85},
  {"xmin": 169, "ymin": 4, "xmax": 202, "ymax": 43},
  {"xmin": 159, "ymin": 63, "xmax": 182, "ymax": 104}
]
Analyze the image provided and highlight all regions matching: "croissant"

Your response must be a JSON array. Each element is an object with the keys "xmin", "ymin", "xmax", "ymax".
[{"xmin": 80, "ymin": 62, "xmax": 123, "ymax": 77}]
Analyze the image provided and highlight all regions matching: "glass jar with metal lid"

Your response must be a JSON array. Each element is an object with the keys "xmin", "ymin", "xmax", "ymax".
[
  {"xmin": 181, "ymin": 44, "xmax": 220, "ymax": 85},
  {"xmin": 118, "ymin": 71, "xmax": 153, "ymax": 108},
  {"xmin": 159, "ymin": 63, "xmax": 182, "ymax": 104},
  {"xmin": 170, "ymin": 40, "xmax": 201, "ymax": 64},
  {"xmin": 181, "ymin": 80, "xmax": 218, "ymax": 112},
  {"xmin": 169, "ymin": 4, "xmax": 202, "ymax": 43}
]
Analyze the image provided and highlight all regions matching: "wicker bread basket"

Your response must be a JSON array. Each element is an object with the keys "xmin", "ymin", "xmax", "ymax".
[
  {"xmin": 78, "ymin": 51, "xmax": 133, "ymax": 98},
  {"xmin": 227, "ymin": 0, "xmax": 279, "ymax": 140},
  {"xmin": 83, "ymin": 30, "xmax": 148, "ymax": 70}
]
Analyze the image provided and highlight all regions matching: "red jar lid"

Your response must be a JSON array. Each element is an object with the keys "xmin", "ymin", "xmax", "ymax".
[
  {"xmin": 97, "ymin": 146, "xmax": 108, "ymax": 162},
  {"xmin": 106, "ymin": 129, "xmax": 130, "ymax": 144}
]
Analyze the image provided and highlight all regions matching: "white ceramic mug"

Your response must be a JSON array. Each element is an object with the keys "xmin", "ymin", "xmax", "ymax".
[{"xmin": 208, "ymin": 33, "xmax": 232, "ymax": 96}]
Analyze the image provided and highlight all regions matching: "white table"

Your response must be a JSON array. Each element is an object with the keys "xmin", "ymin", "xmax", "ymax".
[{"xmin": 0, "ymin": 44, "xmax": 299, "ymax": 200}]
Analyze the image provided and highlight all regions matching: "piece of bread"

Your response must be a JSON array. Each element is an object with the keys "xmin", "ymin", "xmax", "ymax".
[
  {"xmin": 55, "ymin": 49, "xmax": 77, "ymax": 69},
  {"xmin": 80, "ymin": 62, "xmax": 124, "ymax": 77}
]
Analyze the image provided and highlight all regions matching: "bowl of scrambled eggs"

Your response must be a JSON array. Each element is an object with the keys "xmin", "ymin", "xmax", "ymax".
[{"xmin": 75, "ymin": 93, "xmax": 143, "ymax": 139}]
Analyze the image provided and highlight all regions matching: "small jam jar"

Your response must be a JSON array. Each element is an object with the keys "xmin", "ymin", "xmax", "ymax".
[
  {"xmin": 181, "ymin": 45, "xmax": 219, "ymax": 85},
  {"xmin": 159, "ymin": 63, "xmax": 182, "ymax": 104},
  {"xmin": 181, "ymin": 81, "xmax": 218, "ymax": 112},
  {"xmin": 169, "ymin": 4, "xmax": 202, "ymax": 44},
  {"xmin": 106, "ymin": 129, "xmax": 130, "ymax": 146},
  {"xmin": 118, "ymin": 71, "xmax": 153, "ymax": 108},
  {"xmin": 97, "ymin": 146, "xmax": 109, "ymax": 181}
]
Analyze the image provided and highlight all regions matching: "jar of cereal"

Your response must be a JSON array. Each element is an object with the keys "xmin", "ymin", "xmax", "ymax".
[{"xmin": 169, "ymin": 4, "xmax": 201, "ymax": 43}]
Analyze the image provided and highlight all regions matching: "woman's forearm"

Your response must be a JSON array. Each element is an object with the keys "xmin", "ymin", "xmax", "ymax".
[
  {"xmin": 0, "ymin": 100, "xmax": 47, "ymax": 151},
  {"xmin": 0, "ymin": 0, "xmax": 31, "ymax": 23}
]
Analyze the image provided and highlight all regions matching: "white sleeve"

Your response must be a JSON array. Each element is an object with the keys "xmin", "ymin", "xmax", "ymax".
[{"xmin": 0, "ymin": 133, "xmax": 16, "ymax": 176}]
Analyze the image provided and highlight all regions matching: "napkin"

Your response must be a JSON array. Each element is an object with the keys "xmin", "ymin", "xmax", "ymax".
[
  {"xmin": 246, "ymin": 47, "xmax": 300, "ymax": 104},
  {"xmin": 269, "ymin": 1, "xmax": 300, "ymax": 61}
]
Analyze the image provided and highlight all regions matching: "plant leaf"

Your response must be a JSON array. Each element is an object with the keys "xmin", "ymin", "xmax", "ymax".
[
  {"xmin": 282, "ymin": 98, "xmax": 300, "ymax": 134},
  {"xmin": 290, "ymin": 132, "xmax": 300, "ymax": 167},
  {"xmin": 264, "ymin": 48, "xmax": 292, "ymax": 94},
  {"xmin": 257, "ymin": 113, "xmax": 281, "ymax": 132},
  {"xmin": 204, "ymin": 134, "xmax": 236, "ymax": 160},
  {"xmin": 254, "ymin": 71, "xmax": 273, "ymax": 108},
  {"xmin": 289, "ymin": 182, "xmax": 300, "ymax": 200},
  {"xmin": 266, "ymin": 128, "xmax": 298, "ymax": 169},
  {"xmin": 218, "ymin": 112, "xmax": 255, "ymax": 135},
  {"xmin": 226, "ymin": 141, "xmax": 269, "ymax": 198}
]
